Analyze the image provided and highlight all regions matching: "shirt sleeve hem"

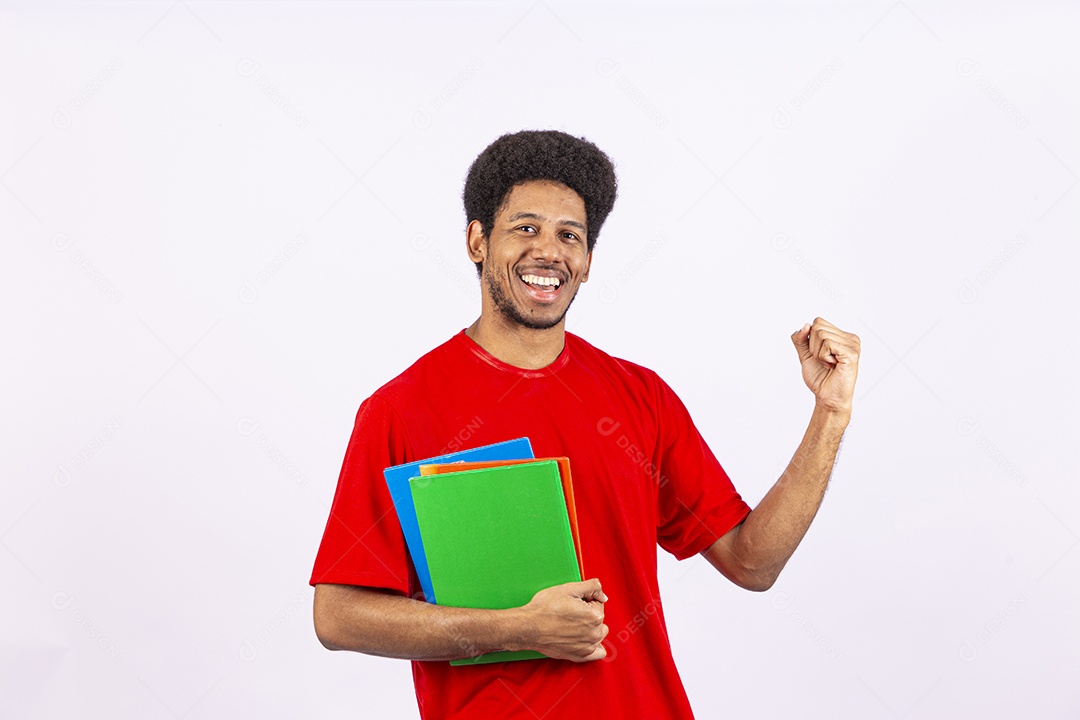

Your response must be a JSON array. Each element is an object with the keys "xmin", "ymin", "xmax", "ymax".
[
  {"xmin": 309, "ymin": 570, "xmax": 410, "ymax": 597},
  {"xmin": 670, "ymin": 502, "xmax": 752, "ymax": 561}
]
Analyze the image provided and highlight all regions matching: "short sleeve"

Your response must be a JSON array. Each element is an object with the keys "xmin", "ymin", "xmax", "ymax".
[
  {"xmin": 653, "ymin": 377, "xmax": 751, "ymax": 560},
  {"xmin": 309, "ymin": 395, "xmax": 415, "ymax": 594}
]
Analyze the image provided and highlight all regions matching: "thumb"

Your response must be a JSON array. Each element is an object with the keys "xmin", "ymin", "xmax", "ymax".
[
  {"xmin": 791, "ymin": 323, "xmax": 812, "ymax": 362},
  {"xmin": 575, "ymin": 578, "xmax": 608, "ymax": 603}
]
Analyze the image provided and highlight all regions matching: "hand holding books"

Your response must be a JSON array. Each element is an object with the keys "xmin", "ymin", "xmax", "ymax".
[
  {"xmin": 515, "ymin": 578, "xmax": 609, "ymax": 663},
  {"xmin": 383, "ymin": 439, "xmax": 586, "ymax": 665}
]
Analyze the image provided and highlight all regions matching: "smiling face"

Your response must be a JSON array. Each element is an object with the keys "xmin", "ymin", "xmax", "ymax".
[{"xmin": 468, "ymin": 180, "xmax": 592, "ymax": 332}]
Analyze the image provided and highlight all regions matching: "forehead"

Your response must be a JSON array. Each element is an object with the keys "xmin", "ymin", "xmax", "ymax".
[{"xmin": 496, "ymin": 180, "xmax": 586, "ymax": 223}]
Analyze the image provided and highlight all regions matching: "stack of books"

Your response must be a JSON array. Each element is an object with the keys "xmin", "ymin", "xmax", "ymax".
[{"xmin": 383, "ymin": 439, "xmax": 583, "ymax": 665}]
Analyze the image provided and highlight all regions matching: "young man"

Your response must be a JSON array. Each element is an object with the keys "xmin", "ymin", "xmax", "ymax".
[{"xmin": 310, "ymin": 130, "xmax": 861, "ymax": 718}]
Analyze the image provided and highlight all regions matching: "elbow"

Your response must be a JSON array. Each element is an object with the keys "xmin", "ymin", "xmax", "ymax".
[
  {"xmin": 312, "ymin": 586, "xmax": 344, "ymax": 651},
  {"xmin": 736, "ymin": 570, "xmax": 778, "ymax": 593},
  {"xmin": 708, "ymin": 555, "xmax": 780, "ymax": 592},
  {"xmin": 727, "ymin": 530, "xmax": 785, "ymax": 592},
  {"xmin": 733, "ymin": 558, "xmax": 785, "ymax": 592},
  {"xmin": 703, "ymin": 531, "xmax": 783, "ymax": 592},
  {"xmin": 313, "ymin": 615, "xmax": 341, "ymax": 651}
]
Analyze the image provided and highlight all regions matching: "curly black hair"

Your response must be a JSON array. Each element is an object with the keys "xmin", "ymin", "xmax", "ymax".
[{"xmin": 463, "ymin": 130, "xmax": 618, "ymax": 276}]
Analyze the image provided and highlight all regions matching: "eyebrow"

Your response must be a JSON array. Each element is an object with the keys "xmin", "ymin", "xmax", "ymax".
[{"xmin": 506, "ymin": 212, "xmax": 587, "ymax": 232}]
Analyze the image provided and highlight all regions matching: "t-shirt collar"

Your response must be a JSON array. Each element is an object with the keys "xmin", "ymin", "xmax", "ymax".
[{"xmin": 454, "ymin": 329, "xmax": 572, "ymax": 378}]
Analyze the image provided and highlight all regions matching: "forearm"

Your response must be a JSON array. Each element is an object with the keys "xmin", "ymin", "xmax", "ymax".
[
  {"xmin": 314, "ymin": 583, "xmax": 528, "ymax": 661},
  {"xmin": 727, "ymin": 404, "xmax": 849, "ymax": 588},
  {"xmin": 705, "ymin": 317, "xmax": 858, "ymax": 590}
]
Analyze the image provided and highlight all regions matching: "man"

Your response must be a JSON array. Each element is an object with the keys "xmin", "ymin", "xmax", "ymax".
[{"xmin": 311, "ymin": 130, "xmax": 860, "ymax": 718}]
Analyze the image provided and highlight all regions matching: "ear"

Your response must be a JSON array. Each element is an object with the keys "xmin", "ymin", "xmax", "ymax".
[
  {"xmin": 466, "ymin": 220, "xmax": 486, "ymax": 265},
  {"xmin": 581, "ymin": 250, "xmax": 593, "ymax": 283}
]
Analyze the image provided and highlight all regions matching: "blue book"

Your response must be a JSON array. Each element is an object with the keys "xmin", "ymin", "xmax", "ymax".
[{"xmin": 383, "ymin": 437, "xmax": 533, "ymax": 603}]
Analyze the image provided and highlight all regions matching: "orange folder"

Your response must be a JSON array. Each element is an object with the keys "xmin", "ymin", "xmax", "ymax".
[{"xmin": 419, "ymin": 457, "xmax": 584, "ymax": 577}]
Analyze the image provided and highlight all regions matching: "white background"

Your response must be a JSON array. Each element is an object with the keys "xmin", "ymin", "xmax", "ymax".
[{"xmin": 2, "ymin": 1, "xmax": 1078, "ymax": 718}]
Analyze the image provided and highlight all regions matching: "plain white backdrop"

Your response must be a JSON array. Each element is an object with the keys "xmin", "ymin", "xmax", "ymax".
[{"xmin": 2, "ymin": 1, "xmax": 1078, "ymax": 718}]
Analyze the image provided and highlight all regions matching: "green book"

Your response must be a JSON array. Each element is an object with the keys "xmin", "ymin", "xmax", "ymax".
[{"xmin": 408, "ymin": 460, "xmax": 582, "ymax": 665}]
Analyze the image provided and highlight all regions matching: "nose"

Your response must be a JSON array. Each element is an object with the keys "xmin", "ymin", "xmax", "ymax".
[{"xmin": 529, "ymin": 227, "xmax": 562, "ymax": 263}]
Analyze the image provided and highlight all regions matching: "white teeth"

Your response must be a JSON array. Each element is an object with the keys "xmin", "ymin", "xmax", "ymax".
[{"xmin": 521, "ymin": 273, "xmax": 561, "ymax": 288}]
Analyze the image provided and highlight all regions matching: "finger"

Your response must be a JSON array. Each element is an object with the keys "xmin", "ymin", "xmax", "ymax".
[
  {"xmin": 577, "ymin": 578, "xmax": 608, "ymax": 603},
  {"xmin": 810, "ymin": 320, "xmax": 860, "ymax": 353},
  {"xmin": 791, "ymin": 323, "xmax": 812, "ymax": 361},
  {"xmin": 816, "ymin": 335, "xmax": 839, "ymax": 365},
  {"xmin": 580, "ymin": 640, "xmax": 608, "ymax": 663},
  {"xmin": 813, "ymin": 330, "xmax": 860, "ymax": 365},
  {"xmin": 819, "ymin": 329, "xmax": 861, "ymax": 356},
  {"xmin": 808, "ymin": 323, "xmax": 830, "ymax": 363},
  {"xmin": 811, "ymin": 326, "xmax": 855, "ymax": 359},
  {"xmin": 575, "ymin": 623, "xmax": 610, "ymax": 663}
]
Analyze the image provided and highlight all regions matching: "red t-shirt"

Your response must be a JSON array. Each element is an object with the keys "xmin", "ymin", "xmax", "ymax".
[{"xmin": 310, "ymin": 330, "xmax": 751, "ymax": 719}]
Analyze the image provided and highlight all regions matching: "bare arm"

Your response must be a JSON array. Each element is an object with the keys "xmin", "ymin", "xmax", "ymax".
[
  {"xmin": 704, "ymin": 318, "xmax": 860, "ymax": 591},
  {"xmin": 704, "ymin": 406, "xmax": 847, "ymax": 590},
  {"xmin": 313, "ymin": 579, "xmax": 610, "ymax": 662}
]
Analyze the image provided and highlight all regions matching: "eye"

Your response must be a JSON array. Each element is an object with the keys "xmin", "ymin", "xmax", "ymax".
[
  {"xmin": 561, "ymin": 231, "xmax": 580, "ymax": 242},
  {"xmin": 517, "ymin": 225, "xmax": 537, "ymax": 234}
]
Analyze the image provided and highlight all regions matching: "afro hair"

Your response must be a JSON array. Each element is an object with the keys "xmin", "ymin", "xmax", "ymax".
[{"xmin": 463, "ymin": 130, "xmax": 618, "ymax": 276}]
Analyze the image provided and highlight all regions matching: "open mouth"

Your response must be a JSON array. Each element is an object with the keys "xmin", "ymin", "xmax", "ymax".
[{"xmin": 518, "ymin": 272, "xmax": 563, "ymax": 303}]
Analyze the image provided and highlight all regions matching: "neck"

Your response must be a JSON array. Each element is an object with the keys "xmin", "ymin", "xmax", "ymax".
[{"xmin": 465, "ymin": 313, "xmax": 566, "ymax": 370}]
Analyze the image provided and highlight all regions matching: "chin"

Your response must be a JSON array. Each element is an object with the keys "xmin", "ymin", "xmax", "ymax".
[
  {"xmin": 501, "ymin": 305, "xmax": 567, "ymax": 330},
  {"xmin": 486, "ymin": 270, "xmax": 576, "ymax": 330}
]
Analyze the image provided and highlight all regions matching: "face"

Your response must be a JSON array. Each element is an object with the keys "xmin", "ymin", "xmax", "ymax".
[{"xmin": 468, "ymin": 180, "xmax": 592, "ymax": 331}]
